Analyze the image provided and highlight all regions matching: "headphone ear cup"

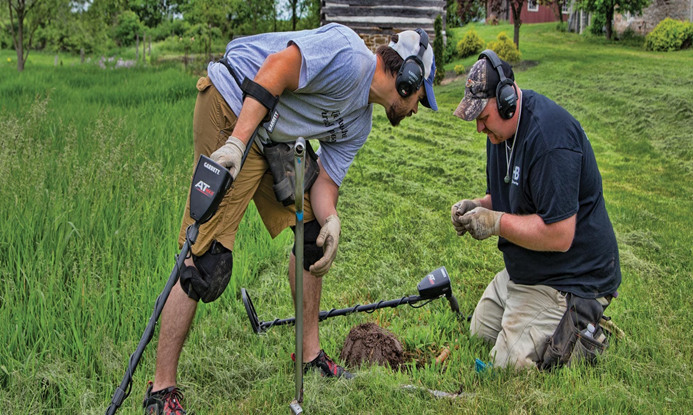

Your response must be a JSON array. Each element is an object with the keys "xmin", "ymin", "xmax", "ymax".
[
  {"xmin": 396, "ymin": 57, "xmax": 424, "ymax": 98},
  {"xmin": 496, "ymin": 81, "xmax": 517, "ymax": 119}
]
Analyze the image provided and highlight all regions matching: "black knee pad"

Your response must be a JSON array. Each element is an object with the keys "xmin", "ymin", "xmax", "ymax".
[
  {"xmin": 180, "ymin": 241, "xmax": 233, "ymax": 303},
  {"xmin": 292, "ymin": 220, "xmax": 323, "ymax": 271}
]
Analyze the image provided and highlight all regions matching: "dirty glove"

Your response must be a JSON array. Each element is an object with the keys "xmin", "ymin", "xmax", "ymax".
[
  {"xmin": 460, "ymin": 207, "xmax": 504, "ymax": 240},
  {"xmin": 451, "ymin": 199, "xmax": 481, "ymax": 236},
  {"xmin": 309, "ymin": 215, "xmax": 340, "ymax": 277},
  {"xmin": 210, "ymin": 136, "xmax": 246, "ymax": 180}
]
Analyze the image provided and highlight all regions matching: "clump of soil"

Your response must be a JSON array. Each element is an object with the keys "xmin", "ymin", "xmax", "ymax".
[{"xmin": 340, "ymin": 322, "xmax": 404, "ymax": 370}]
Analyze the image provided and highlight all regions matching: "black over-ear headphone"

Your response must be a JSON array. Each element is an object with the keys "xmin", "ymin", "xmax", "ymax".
[
  {"xmin": 395, "ymin": 28, "xmax": 429, "ymax": 98},
  {"xmin": 478, "ymin": 50, "xmax": 517, "ymax": 120}
]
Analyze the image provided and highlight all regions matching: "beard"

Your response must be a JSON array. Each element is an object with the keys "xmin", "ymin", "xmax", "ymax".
[{"xmin": 386, "ymin": 101, "xmax": 409, "ymax": 127}]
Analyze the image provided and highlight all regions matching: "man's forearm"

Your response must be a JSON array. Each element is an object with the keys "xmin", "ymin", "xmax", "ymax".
[
  {"xmin": 499, "ymin": 213, "xmax": 576, "ymax": 252},
  {"xmin": 309, "ymin": 160, "xmax": 339, "ymax": 225}
]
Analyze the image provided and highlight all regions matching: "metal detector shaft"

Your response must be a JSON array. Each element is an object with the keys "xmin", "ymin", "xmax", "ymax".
[
  {"xmin": 291, "ymin": 137, "xmax": 306, "ymax": 412},
  {"xmin": 258, "ymin": 294, "xmax": 430, "ymax": 333},
  {"xmin": 106, "ymin": 224, "xmax": 199, "ymax": 415}
]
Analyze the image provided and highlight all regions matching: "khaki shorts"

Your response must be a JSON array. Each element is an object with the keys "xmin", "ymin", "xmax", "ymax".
[
  {"xmin": 178, "ymin": 77, "xmax": 315, "ymax": 255},
  {"xmin": 470, "ymin": 269, "xmax": 568, "ymax": 369}
]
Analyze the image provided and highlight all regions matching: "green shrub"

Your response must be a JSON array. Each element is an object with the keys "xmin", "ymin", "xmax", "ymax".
[
  {"xmin": 487, "ymin": 31, "xmax": 521, "ymax": 63},
  {"xmin": 619, "ymin": 27, "xmax": 645, "ymax": 47},
  {"xmin": 444, "ymin": 31, "xmax": 458, "ymax": 63},
  {"xmin": 556, "ymin": 22, "xmax": 567, "ymax": 32},
  {"xmin": 589, "ymin": 12, "xmax": 606, "ymax": 36},
  {"xmin": 645, "ymin": 18, "xmax": 693, "ymax": 51},
  {"xmin": 433, "ymin": 15, "xmax": 445, "ymax": 85},
  {"xmin": 112, "ymin": 11, "xmax": 144, "ymax": 47},
  {"xmin": 454, "ymin": 64, "xmax": 465, "ymax": 75},
  {"xmin": 456, "ymin": 28, "xmax": 485, "ymax": 58}
]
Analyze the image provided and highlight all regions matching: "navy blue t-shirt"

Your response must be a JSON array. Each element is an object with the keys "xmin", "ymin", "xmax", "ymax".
[{"xmin": 487, "ymin": 90, "xmax": 621, "ymax": 298}]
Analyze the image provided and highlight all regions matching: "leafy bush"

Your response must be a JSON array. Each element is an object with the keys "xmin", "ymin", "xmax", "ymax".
[
  {"xmin": 487, "ymin": 32, "xmax": 522, "ymax": 63},
  {"xmin": 456, "ymin": 28, "xmax": 485, "ymax": 58},
  {"xmin": 588, "ymin": 12, "xmax": 606, "ymax": 36},
  {"xmin": 645, "ymin": 18, "xmax": 693, "ymax": 51},
  {"xmin": 619, "ymin": 27, "xmax": 645, "ymax": 47},
  {"xmin": 556, "ymin": 22, "xmax": 567, "ymax": 32},
  {"xmin": 433, "ymin": 15, "xmax": 445, "ymax": 85},
  {"xmin": 112, "ymin": 11, "xmax": 145, "ymax": 47},
  {"xmin": 444, "ymin": 31, "xmax": 458, "ymax": 63},
  {"xmin": 454, "ymin": 64, "xmax": 465, "ymax": 75},
  {"xmin": 149, "ymin": 19, "xmax": 191, "ymax": 42}
]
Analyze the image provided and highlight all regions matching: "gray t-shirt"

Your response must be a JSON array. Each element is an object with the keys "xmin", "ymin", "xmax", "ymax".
[{"xmin": 207, "ymin": 23, "xmax": 377, "ymax": 186}]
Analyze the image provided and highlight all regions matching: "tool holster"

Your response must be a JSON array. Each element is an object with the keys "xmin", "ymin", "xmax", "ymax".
[{"xmin": 263, "ymin": 140, "xmax": 320, "ymax": 206}]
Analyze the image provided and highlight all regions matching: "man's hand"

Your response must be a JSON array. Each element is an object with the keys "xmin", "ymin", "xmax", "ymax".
[
  {"xmin": 309, "ymin": 215, "xmax": 340, "ymax": 277},
  {"xmin": 460, "ymin": 207, "xmax": 504, "ymax": 240},
  {"xmin": 210, "ymin": 136, "xmax": 246, "ymax": 180},
  {"xmin": 451, "ymin": 199, "xmax": 481, "ymax": 236}
]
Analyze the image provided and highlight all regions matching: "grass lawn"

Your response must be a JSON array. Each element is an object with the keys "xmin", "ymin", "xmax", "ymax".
[{"xmin": 1, "ymin": 22, "xmax": 692, "ymax": 414}]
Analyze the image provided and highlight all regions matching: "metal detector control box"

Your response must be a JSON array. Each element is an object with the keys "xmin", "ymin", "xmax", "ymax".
[
  {"xmin": 417, "ymin": 266, "xmax": 451, "ymax": 298},
  {"xmin": 189, "ymin": 155, "xmax": 233, "ymax": 225}
]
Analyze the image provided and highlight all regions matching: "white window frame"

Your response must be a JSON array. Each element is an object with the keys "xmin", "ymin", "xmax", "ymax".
[
  {"xmin": 561, "ymin": 1, "xmax": 570, "ymax": 14},
  {"xmin": 527, "ymin": 0, "xmax": 539, "ymax": 12}
]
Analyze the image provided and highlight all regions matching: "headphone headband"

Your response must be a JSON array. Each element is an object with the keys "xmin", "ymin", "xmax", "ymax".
[{"xmin": 478, "ymin": 50, "xmax": 508, "ymax": 87}]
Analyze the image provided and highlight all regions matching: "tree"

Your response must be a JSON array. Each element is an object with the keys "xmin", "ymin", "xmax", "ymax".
[
  {"xmin": 129, "ymin": 0, "xmax": 168, "ymax": 28},
  {"xmin": 287, "ymin": 0, "xmax": 319, "ymax": 31},
  {"xmin": 455, "ymin": 0, "xmax": 486, "ymax": 25},
  {"xmin": 488, "ymin": 0, "xmax": 525, "ymax": 49},
  {"xmin": 180, "ymin": 0, "xmax": 230, "ymax": 56},
  {"xmin": 433, "ymin": 14, "xmax": 445, "ymax": 85},
  {"xmin": 230, "ymin": 0, "xmax": 275, "ymax": 35},
  {"xmin": 5, "ymin": 0, "xmax": 65, "ymax": 71},
  {"xmin": 576, "ymin": 0, "xmax": 651, "ymax": 40}
]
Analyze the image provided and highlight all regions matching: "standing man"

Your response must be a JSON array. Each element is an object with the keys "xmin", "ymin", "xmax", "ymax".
[
  {"xmin": 143, "ymin": 24, "xmax": 437, "ymax": 414},
  {"xmin": 451, "ymin": 51, "xmax": 620, "ymax": 369}
]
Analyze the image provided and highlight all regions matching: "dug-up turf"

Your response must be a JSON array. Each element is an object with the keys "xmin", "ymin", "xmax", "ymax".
[{"xmin": 340, "ymin": 322, "xmax": 404, "ymax": 370}]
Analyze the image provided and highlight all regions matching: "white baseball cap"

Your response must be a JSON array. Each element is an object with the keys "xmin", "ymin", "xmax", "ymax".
[{"xmin": 389, "ymin": 30, "xmax": 438, "ymax": 111}]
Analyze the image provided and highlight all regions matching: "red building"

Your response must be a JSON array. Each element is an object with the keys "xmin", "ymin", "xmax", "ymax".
[{"xmin": 490, "ymin": 0, "xmax": 571, "ymax": 24}]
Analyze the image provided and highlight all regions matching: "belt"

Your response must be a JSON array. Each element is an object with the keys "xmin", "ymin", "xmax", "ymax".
[{"xmin": 208, "ymin": 240, "xmax": 229, "ymax": 255}]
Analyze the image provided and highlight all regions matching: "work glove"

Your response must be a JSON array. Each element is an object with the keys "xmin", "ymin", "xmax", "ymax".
[
  {"xmin": 309, "ymin": 215, "xmax": 340, "ymax": 278},
  {"xmin": 460, "ymin": 207, "xmax": 504, "ymax": 240},
  {"xmin": 451, "ymin": 199, "xmax": 481, "ymax": 236},
  {"xmin": 210, "ymin": 136, "xmax": 246, "ymax": 180}
]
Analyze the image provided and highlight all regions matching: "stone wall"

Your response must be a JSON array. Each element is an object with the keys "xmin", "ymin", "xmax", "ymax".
[
  {"xmin": 614, "ymin": 0, "xmax": 692, "ymax": 35},
  {"xmin": 359, "ymin": 33, "xmax": 394, "ymax": 52}
]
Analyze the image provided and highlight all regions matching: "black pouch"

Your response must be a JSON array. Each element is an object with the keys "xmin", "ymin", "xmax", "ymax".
[
  {"xmin": 263, "ymin": 140, "xmax": 320, "ymax": 206},
  {"xmin": 538, "ymin": 293, "xmax": 609, "ymax": 371}
]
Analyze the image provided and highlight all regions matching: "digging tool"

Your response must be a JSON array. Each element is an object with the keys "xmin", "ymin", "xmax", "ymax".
[
  {"xmin": 105, "ymin": 154, "xmax": 233, "ymax": 415},
  {"xmin": 290, "ymin": 137, "xmax": 306, "ymax": 414},
  {"xmin": 241, "ymin": 266, "xmax": 466, "ymax": 335}
]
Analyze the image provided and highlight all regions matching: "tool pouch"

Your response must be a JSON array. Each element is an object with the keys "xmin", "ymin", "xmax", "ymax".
[
  {"xmin": 537, "ymin": 294, "xmax": 609, "ymax": 370},
  {"xmin": 263, "ymin": 140, "xmax": 320, "ymax": 206}
]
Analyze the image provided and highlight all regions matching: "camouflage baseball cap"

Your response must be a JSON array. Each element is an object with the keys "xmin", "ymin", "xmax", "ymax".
[{"xmin": 453, "ymin": 57, "xmax": 514, "ymax": 121}]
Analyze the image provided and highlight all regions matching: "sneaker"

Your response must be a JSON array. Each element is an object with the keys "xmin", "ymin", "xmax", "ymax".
[
  {"xmin": 292, "ymin": 349, "xmax": 354, "ymax": 379},
  {"xmin": 142, "ymin": 381, "xmax": 186, "ymax": 415}
]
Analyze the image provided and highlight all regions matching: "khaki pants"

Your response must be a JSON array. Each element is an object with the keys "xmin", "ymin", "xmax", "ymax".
[
  {"xmin": 178, "ymin": 77, "xmax": 315, "ymax": 255},
  {"xmin": 470, "ymin": 269, "xmax": 568, "ymax": 369}
]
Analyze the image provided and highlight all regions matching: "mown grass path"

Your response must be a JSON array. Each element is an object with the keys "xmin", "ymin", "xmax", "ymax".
[{"xmin": 1, "ymin": 23, "xmax": 692, "ymax": 413}]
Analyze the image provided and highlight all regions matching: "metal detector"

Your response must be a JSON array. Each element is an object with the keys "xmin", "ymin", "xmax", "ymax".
[
  {"xmin": 290, "ymin": 137, "xmax": 307, "ymax": 414},
  {"xmin": 105, "ymin": 154, "xmax": 233, "ymax": 415},
  {"xmin": 241, "ymin": 266, "xmax": 464, "ymax": 336}
]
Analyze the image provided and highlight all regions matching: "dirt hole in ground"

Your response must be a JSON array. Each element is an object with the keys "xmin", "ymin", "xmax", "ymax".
[{"xmin": 340, "ymin": 322, "xmax": 404, "ymax": 370}]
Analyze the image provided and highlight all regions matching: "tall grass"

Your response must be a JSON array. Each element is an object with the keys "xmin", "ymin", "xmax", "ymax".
[{"xmin": 1, "ymin": 22, "xmax": 693, "ymax": 413}]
